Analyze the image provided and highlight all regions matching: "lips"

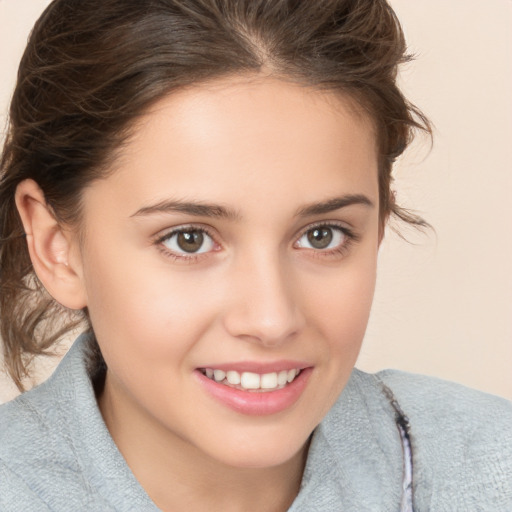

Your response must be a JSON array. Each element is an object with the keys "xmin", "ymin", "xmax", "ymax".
[{"xmin": 196, "ymin": 364, "xmax": 312, "ymax": 415}]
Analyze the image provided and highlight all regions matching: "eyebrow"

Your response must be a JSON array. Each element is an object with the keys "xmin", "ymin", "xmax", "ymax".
[
  {"xmin": 131, "ymin": 194, "xmax": 374, "ymax": 220},
  {"xmin": 295, "ymin": 194, "xmax": 374, "ymax": 217},
  {"xmin": 131, "ymin": 200, "xmax": 240, "ymax": 220}
]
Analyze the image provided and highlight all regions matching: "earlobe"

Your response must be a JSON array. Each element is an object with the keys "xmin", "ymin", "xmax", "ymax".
[{"xmin": 15, "ymin": 179, "xmax": 87, "ymax": 310}]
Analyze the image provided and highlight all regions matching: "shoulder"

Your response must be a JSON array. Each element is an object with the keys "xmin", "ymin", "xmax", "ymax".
[
  {"xmin": 0, "ymin": 333, "xmax": 95, "ymax": 462},
  {"xmin": 0, "ymin": 349, "xmax": 81, "ymax": 466},
  {"xmin": 0, "ymin": 379, "xmax": 67, "ymax": 462},
  {"xmin": 0, "ymin": 366, "xmax": 83, "ymax": 508},
  {"xmin": 375, "ymin": 369, "xmax": 512, "ymax": 449},
  {"xmin": 375, "ymin": 368, "xmax": 512, "ymax": 425},
  {"xmin": 0, "ymin": 335, "xmax": 156, "ymax": 511},
  {"xmin": 375, "ymin": 369, "xmax": 512, "ymax": 510},
  {"xmin": 0, "ymin": 336, "xmax": 97, "ymax": 508},
  {"xmin": 0, "ymin": 459, "xmax": 53, "ymax": 511}
]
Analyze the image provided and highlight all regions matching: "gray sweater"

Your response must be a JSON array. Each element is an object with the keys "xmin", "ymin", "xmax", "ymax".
[{"xmin": 1, "ymin": 334, "xmax": 511, "ymax": 511}]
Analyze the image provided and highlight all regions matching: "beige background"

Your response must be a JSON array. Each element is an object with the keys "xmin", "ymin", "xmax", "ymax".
[{"xmin": 1, "ymin": 0, "xmax": 511, "ymax": 403}]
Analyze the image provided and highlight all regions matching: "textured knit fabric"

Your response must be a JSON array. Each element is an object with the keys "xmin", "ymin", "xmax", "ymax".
[{"xmin": 1, "ymin": 334, "xmax": 511, "ymax": 511}]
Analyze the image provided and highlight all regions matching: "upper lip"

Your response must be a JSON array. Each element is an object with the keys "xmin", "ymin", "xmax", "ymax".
[{"xmin": 197, "ymin": 361, "xmax": 311, "ymax": 374}]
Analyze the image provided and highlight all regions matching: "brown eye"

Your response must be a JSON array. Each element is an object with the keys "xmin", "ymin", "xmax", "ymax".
[
  {"xmin": 177, "ymin": 231, "xmax": 204, "ymax": 253},
  {"xmin": 307, "ymin": 227, "xmax": 333, "ymax": 249},
  {"xmin": 296, "ymin": 225, "xmax": 347, "ymax": 251},
  {"xmin": 161, "ymin": 228, "xmax": 215, "ymax": 254}
]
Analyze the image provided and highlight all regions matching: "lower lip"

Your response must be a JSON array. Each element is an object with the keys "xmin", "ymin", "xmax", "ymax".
[{"xmin": 196, "ymin": 368, "xmax": 312, "ymax": 416}]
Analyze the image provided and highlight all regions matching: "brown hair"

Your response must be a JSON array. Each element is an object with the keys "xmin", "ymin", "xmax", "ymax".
[{"xmin": 0, "ymin": 0, "xmax": 430, "ymax": 390}]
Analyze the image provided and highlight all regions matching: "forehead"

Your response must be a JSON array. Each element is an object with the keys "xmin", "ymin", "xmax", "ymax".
[{"xmin": 86, "ymin": 76, "xmax": 379, "ymax": 219}]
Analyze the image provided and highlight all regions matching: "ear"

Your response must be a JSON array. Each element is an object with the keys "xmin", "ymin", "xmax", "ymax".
[{"xmin": 15, "ymin": 179, "xmax": 87, "ymax": 310}]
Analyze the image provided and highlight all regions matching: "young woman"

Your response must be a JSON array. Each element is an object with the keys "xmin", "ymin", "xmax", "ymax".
[{"xmin": 0, "ymin": 1, "xmax": 510, "ymax": 510}]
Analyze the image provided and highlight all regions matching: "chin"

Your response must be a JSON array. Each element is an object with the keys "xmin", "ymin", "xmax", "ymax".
[{"xmin": 202, "ymin": 432, "xmax": 310, "ymax": 470}]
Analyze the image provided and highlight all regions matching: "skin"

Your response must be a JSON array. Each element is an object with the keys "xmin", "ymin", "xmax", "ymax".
[{"xmin": 17, "ymin": 76, "xmax": 381, "ymax": 511}]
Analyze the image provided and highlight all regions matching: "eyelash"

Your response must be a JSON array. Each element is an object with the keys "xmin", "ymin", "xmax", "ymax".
[
  {"xmin": 294, "ymin": 221, "xmax": 359, "ymax": 260},
  {"xmin": 154, "ymin": 222, "xmax": 359, "ymax": 263},
  {"xmin": 154, "ymin": 224, "xmax": 219, "ymax": 263}
]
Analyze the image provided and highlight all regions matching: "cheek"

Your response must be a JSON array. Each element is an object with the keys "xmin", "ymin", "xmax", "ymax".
[
  {"xmin": 81, "ymin": 244, "xmax": 218, "ymax": 367},
  {"xmin": 291, "ymin": 257, "xmax": 377, "ymax": 422},
  {"xmin": 304, "ymin": 256, "xmax": 377, "ymax": 354}
]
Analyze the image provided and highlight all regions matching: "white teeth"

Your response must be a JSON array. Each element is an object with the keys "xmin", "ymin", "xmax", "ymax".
[
  {"xmin": 277, "ymin": 370, "xmax": 288, "ymax": 387},
  {"xmin": 213, "ymin": 369, "xmax": 226, "ymax": 382},
  {"xmin": 260, "ymin": 372, "xmax": 278, "ymax": 389},
  {"xmin": 203, "ymin": 368, "xmax": 302, "ymax": 391},
  {"xmin": 240, "ymin": 372, "xmax": 260, "ymax": 390},
  {"xmin": 226, "ymin": 370, "xmax": 241, "ymax": 385}
]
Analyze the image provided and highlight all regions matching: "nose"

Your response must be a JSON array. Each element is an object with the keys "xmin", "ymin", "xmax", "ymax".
[{"xmin": 222, "ymin": 251, "xmax": 305, "ymax": 347}]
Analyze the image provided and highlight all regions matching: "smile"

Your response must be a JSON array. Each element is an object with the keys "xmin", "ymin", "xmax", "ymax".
[
  {"xmin": 200, "ymin": 368, "xmax": 302, "ymax": 392},
  {"xmin": 196, "ymin": 366, "xmax": 312, "ymax": 415}
]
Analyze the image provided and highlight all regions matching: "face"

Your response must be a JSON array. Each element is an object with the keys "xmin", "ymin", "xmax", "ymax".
[{"xmin": 75, "ymin": 76, "xmax": 380, "ymax": 469}]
